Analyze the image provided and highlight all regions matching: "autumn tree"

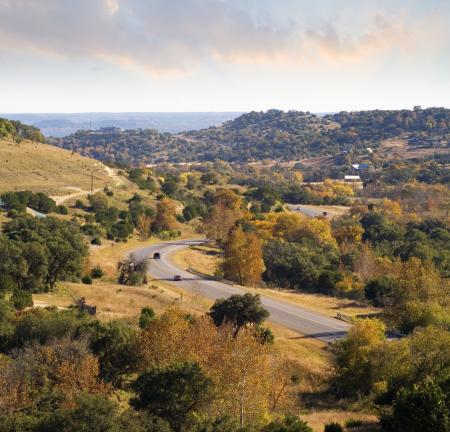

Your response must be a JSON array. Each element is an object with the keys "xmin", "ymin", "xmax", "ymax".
[
  {"xmin": 220, "ymin": 226, "xmax": 265, "ymax": 286},
  {"xmin": 136, "ymin": 214, "xmax": 153, "ymax": 240},
  {"xmin": 384, "ymin": 258, "xmax": 449, "ymax": 332},
  {"xmin": 153, "ymin": 198, "xmax": 177, "ymax": 232},
  {"xmin": 203, "ymin": 189, "xmax": 244, "ymax": 244},
  {"xmin": 332, "ymin": 319, "xmax": 386, "ymax": 396}
]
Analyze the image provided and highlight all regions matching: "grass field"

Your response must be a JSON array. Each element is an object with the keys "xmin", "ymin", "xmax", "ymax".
[{"xmin": 0, "ymin": 138, "xmax": 112, "ymax": 194}]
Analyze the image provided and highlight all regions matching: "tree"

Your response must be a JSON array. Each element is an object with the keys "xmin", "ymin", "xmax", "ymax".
[
  {"xmin": 208, "ymin": 293, "xmax": 269, "ymax": 337},
  {"xmin": 203, "ymin": 190, "xmax": 243, "ymax": 244},
  {"xmin": 118, "ymin": 254, "xmax": 148, "ymax": 286},
  {"xmin": 131, "ymin": 362, "xmax": 214, "ymax": 432},
  {"xmin": 80, "ymin": 320, "xmax": 138, "ymax": 386},
  {"xmin": 332, "ymin": 319, "xmax": 386, "ymax": 396},
  {"xmin": 381, "ymin": 380, "xmax": 449, "ymax": 432},
  {"xmin": 136, "ymin": 214, "xmax": 152, "ymax": 240},
  {"xmin": 153, "ymin": 198, "xmax": 178, "ymax": 232},
  {"xmin": 221, "ymin": 227, "xmax": 265, "ymax": 286}
]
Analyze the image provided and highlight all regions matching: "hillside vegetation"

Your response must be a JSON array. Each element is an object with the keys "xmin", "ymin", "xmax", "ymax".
[
  {"xmin": 49, "ymin": 107, "xmax": 450, "ymax": 165},
  {"xmin": 0, "ymin": 138, "xmax": 112, "ymax": 194},
  {"xmin": 0, "ymin": 117, "xmax": 44, "ymax": 143}
]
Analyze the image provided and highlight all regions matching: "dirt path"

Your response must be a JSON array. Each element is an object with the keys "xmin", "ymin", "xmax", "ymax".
[{"xmin": 50, "ymin": 166, "xmax": 125, "ymax": 205}]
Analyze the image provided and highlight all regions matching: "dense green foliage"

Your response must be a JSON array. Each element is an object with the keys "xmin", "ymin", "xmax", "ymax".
[
  {"xmin": 0, "ymin": 118, "xmax": 45, "ymax": 143},
  {"xmin": 0, "ymin": 217, "xmax": 87, "ymax": 296},
  {"xmin": 208, "ymin": 294, "xmax": 269, "ymax": 336},
  {"xmin": 1, "ymin": 191, "xmax": 58, "ymax": 214}
]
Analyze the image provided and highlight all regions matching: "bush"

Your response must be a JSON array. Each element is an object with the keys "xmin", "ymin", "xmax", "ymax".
[
  {"xmin": 58, "ymin": 205, "xmax": 68, "ymax": 215},
  {"xmin": 324, "ymin": 424, "xmax": 343, "ymax": 432},
  {"xmin": 262, "ymin": 415, "xmax": 313, "ymax": 432},
  {"xmin": 91, "ymin": 237, "xmax": 102, "ymax": 246},
  {"xmin": 74, "ymin": 199, "xmax": 85, "ymax": 209},
  {"xmin": 158, "ymin": 230, "xmax": 181, "ymax": 240},
  {"xmin": 139, "ymin": 307, "xmax": 155, "ymax": 329},
  {"xmin": 91, "ymin": 266, "xmax": 104, "ymax": 279},
  {"xmin": 345, "ymin": 419, "xmax": 362, "ymax": 428},
  {"xmin": 11, "ymin": 290, "xmax": 33, "ymax": 310},
  {"xmin": 82, "ymin": 275, "xmax": 93, "ymax": 285}
]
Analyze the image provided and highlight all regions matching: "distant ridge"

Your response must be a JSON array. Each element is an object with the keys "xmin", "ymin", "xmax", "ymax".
[
  {"xmin": 47, "ymin": 108, "xmax": 450, "ymax": 165},
  {"xmin": 0, "ymin": 112, "xmax": 243, "ymax": 137}
]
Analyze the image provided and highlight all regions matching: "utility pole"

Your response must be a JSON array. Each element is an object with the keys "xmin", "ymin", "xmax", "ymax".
[{"xmin": 90, "ymin": 170, "xmax": 94, "ymax": 193}]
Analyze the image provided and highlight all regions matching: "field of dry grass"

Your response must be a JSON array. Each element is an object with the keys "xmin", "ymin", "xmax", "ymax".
[{"xmin": 0, "ymin": 138, "xmax": 113, "ymax": 194}]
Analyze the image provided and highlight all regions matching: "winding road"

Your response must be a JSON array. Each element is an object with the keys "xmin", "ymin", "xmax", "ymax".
[{"xmin": 132, "ymin": 240, "xmax": 350, "ymax": 342}]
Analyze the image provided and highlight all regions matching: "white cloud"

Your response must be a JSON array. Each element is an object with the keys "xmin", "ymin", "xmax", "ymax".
[{"xmin": 0, "ymin": 0, "xmax": 446, "ymax": 74}]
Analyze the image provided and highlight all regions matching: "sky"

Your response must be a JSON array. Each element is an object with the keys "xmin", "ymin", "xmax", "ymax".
[{"xmin": 0, "ymin": 0, "xmax": 449, "ymax": 113}]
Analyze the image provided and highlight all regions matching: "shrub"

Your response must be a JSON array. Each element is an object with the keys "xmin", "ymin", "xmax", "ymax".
[
  {"xmin": 82, "ymin": 275, "xmax": 93, "ymax": 285},
  {"xmin": 345, "ymin": 419, "xmax": 362, "ymax": 428},
  {"xmin": 262, "ymin": 415, "xmax": 313, "ymax": 432},
  {"xmin": 58, "ymin": 205, "xmax": 68, "ymax": 215},
  {"xmin": 74, "ymin": 199, "xmax": 85, "ymax": 209},
  {"xmin": 91, "ymin": 237, "xmax": 102, "ymax": 246},
  {"xmin": 139, "ymin": 307, "xmax": 155, "ymax": 329},
  {"xmin": 324, "ymin": 423, "xmax": 343, "ymax": 432},
  {"xmin": 91, "ymin": 266, "xmax": 104, "ymax": 279},
  {"xmin": 11, "ymin": 289, "xmax": 33, "ymax": 310}
]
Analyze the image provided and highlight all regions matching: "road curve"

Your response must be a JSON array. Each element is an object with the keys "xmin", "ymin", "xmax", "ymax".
[{"xmin": 131, "ymin": 240, "xmax": 350, "ymax": 342}]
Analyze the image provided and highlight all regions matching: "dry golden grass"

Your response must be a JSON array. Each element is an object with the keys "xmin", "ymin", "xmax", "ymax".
[
  {"xmin": 301, "ymin": 411, "xmax": 380, "ymax": 432},
  {"xmin": 172, "ymin": 245, "xmax": 379, "ymax": 319},
  {"xmin": 0, "ymin": 138, "xmax": 113, "ymax": 194},
  {"xmin": 33, "ymin": 279, "xmax": 211, "ymax": 321},
  {"xmin": 170, "ymin": 244, "xmax": 220, "ymax": 276}
]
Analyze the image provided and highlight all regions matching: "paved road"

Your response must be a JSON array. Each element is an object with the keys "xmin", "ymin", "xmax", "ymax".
[{"xmin": 132, "ymin": 240, "xmax": 350, "ymax": 342}]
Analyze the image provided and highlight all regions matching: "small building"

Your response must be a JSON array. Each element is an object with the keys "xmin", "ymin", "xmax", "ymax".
[
  {"xmin": 351, "ymin": 163, "xmax": 369, "ymax": 170},
  {"xmin": 344, "ymin": 175, "xmax": 361, "ymax": 182}
]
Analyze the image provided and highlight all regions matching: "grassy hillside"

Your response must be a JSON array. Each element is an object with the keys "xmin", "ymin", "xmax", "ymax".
[{"xmin": 0, "ymin": 138, "xmax": 113, "ymax": 194}]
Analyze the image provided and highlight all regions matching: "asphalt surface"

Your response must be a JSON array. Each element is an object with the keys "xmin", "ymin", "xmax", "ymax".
[{"xmin": 131, "ymin": 240, "xmax": 350, "ymax": 342}]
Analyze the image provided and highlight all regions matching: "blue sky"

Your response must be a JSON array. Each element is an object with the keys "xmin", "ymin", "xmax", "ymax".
[{"xmin": 0, "ymin": 0, "xmax": 449, "ymax": 112}]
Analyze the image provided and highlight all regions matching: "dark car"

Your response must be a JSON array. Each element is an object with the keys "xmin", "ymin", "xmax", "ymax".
[
  {"xmin": 153, "ymin": 252, "xmax": 161, "ymax": 259},
  {"xmin": 173, "ymin": 275, "xmax": 182, "ymax": 281}
]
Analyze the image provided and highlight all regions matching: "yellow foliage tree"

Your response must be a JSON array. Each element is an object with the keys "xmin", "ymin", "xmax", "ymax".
[
  {"xmin": 221, "ymin": 226, "xmax": 265, "ymax": 286},
  {"xmin": 136, "ymin": 308, "xmax": 274, "ymax": 427},
  {"xmin": 203, "ymin": 189, "xmax": 244, "ymax": 244},
  {"xmin": 153, "ymin": 198, "xmax": 178, "ymax": 232}
]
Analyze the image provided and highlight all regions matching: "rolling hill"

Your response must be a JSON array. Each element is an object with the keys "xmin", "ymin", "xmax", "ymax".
[
  {"xmin": 0, "ymin": 137, "xmax": 113, "ymax": 195},
  {"xmin": 48, "ymin": 107, "xmax": 450, "ymax": 165}
]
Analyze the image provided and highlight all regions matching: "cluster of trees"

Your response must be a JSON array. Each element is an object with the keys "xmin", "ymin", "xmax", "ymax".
[
  {"xmin": 1, "ymin": 190, "xmax": 65, "ymax": 215},
  {"xmin": 0, "ymin": 295, "xmax": 315, "ymax": 432},
  {"xmin": 364, "ymin": 154, "xmax": 449, "ymax": 186},
  {"xmin": 332, "ymin": 320, "xmax": 450, "ymax": 432},
  {"xmin": 79, "ymin": 191, "xmax": 179, "ymax": 243},
  {"xmin": 49, "ymin": 108, "xmax": 450, "ymax": 164},
  {"xmin": 0, "ymin": 118, "xmax": 45, "ymax": 143},
  {"xmin": 0, "ymin": 216, "xmax": 87, "ymax": 309},
  {"xmin": 49, "ymin": 128, "xmax": 192, "ymax": 166}
]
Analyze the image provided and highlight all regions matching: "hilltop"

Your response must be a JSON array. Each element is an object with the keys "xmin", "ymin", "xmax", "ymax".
[
  {"xmin": 48, "ymin": 107, "xmax": 450, "ymax": 165},
  {"xmin": 0, "ymin": 137, "xmax": 113, "ymax": 195}
]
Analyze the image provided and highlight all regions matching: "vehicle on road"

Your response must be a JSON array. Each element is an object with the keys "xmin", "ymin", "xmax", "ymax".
[
  {"xmin": 173, "ymin": 275, "xmax": 182, "ymax": 281},
  {"xmin": 153, "ymin": 252, "xmax": 161, "ymax": 259}
]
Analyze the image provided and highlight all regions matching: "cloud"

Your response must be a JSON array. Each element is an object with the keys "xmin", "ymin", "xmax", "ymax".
[{"xmin": 0, "ymin": 0, "xmax": 446, "ymax": 74}]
